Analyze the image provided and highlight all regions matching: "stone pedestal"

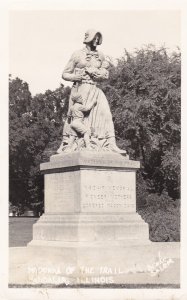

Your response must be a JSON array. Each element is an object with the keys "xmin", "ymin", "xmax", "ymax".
[
  {"xmin": 9, "ymin": 151, "xmax": 180, "ymax": 286},
  {"xmin": 29, "ymin": 151, "xmax": 149, "ymax": 246}
]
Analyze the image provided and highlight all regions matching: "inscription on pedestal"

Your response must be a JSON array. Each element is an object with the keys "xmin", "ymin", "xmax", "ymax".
[
  {"xmin": 81, "ymin": 170, "xmax": 136, "ymax": 212},
  {"xmin": 45, "ymin": 171, "xmax": 80, "ymax": 213}
]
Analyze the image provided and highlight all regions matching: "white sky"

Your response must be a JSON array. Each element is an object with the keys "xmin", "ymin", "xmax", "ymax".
[{"xmin": 10, "ymin": 10, "xmax": 180, "ymax": 95}]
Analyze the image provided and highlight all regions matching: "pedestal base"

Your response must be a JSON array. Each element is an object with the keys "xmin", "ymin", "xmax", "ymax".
[{"xmin": 28, "ymin": 212, "xmax": 149, "ymax": 246}]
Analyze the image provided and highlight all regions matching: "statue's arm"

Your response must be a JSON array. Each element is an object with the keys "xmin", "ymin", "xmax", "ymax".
[
  {"xmin": 94, "ymin": 68, "xmax": 109, "ymax": 80},
  {"xmin": 62, "ymin": 51, "xmax": 79, "ymax": 82}
]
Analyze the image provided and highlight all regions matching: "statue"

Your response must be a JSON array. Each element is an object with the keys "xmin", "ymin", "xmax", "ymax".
[{"xmin": 57, "ymin": 29, "xmax": 126, "ymax": 154}]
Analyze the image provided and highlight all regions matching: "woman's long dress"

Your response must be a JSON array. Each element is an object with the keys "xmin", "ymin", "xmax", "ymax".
[{"xmin": 61, "ymin": 47, "xmax": 115, "ymax": 149}]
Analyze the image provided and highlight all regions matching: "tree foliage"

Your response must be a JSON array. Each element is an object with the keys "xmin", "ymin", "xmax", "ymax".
[
  {"xmin": 101, "ymin": 45, "xmax": 180, "ymax": 199},
  {"xmin": 9, "ymin": 76, "xmax": 70, "ymax": 214}
]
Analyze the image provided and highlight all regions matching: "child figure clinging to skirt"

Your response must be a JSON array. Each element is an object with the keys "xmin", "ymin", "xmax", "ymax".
[{"xmin": 66, "ymin": 93, "xmax": 97, "ymax": 151}]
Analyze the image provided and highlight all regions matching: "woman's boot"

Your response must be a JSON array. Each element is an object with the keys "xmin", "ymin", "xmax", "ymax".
[{"xmin": 108, "ymin": 137, "xmax": 127, "ymax": 154}]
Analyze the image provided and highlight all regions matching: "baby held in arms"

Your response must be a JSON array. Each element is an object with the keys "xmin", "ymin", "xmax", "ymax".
[
  {"xmin": 84, "ymin": 60, "xmax": 110, "ymax": 81},
  {"xmin": 74, "ymin": 60, "xmax": 110, "ymax": 82}
]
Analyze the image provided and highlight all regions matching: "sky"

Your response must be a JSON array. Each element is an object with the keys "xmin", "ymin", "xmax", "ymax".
[{"xmin": 10, "ymin": 10, "xmax": 180, "ymax": 96}]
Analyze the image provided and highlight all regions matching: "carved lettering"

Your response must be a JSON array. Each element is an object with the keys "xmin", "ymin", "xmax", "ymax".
[{"xmin": 81, "ymin": 171, "xmax": 136, "ymax": 212}]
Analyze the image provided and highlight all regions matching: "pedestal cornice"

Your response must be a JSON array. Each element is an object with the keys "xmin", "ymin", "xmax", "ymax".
[{"xmin": 40, "ymin": 151, "xmax": 140, "ymax": 173}]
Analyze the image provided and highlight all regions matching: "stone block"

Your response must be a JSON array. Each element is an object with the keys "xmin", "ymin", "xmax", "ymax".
[
  {"xmin": 28, "ymin": 152, "xmax": 149, "ymax": 246},
  {"xmin": 30, "ymin": 213, "xmax": 149, "ymax": 244}
]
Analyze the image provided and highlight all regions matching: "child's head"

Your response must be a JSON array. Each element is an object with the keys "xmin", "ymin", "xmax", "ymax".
[
  {"xmin": 101, "ymin": 60, "xmax": 110, "ymax": 69},
  {"xmin": 72, "ymin": 94, "xmax": 83, "ymax": 104}
]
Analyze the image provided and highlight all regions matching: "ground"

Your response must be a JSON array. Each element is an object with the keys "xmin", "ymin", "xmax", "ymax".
[{"xmin": 9, "ymin": 217, "xmax": 38, "ymax": 247}]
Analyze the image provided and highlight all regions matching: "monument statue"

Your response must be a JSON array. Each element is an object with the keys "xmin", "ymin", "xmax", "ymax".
[
  {"xmin": 57, "ymin": 29, "xmax": 126, "ymax": 154},
  {"xmin": 23, "ymin": 29, "xmax": 152, "ymax": 287}
]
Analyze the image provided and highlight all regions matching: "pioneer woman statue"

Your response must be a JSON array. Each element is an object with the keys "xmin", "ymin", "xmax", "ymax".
[{"xmin": 57, "ymin": 29, "xmax": 126, "ymax": 154}]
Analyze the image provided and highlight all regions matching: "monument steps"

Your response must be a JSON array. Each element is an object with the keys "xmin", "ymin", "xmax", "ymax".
[{"xmin": 30, "ymin": 211, "xmax": 149, "ymax": 244}]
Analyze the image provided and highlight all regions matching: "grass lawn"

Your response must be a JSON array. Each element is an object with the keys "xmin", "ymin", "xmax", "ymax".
[{"xmin": 9, "ymin": 217, "xmax": 38, "ymax": 247}]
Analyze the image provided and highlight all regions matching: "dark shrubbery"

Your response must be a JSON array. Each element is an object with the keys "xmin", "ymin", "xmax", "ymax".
[
  {"xmin": 136, "ymin": 172, "xmax": 180, "ymax": 242},
  {"xmin": 139, "ymin": 194, "xmax": 180, "ymax": 242}
]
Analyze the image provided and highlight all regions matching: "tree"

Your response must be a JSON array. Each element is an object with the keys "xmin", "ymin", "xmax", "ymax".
[
  {"xmin": 101, "ymin": 46, "xmax": 181, "ymax": 199},
  {"xmin": 9, "ymin": 77, "xmax": 70, "ymax": 212},
  {"xmin": 9, "ymin": 76, "xmax": 32, "ymax": 209}
]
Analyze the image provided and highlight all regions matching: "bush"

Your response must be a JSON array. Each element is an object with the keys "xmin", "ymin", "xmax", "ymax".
[{"xmin": 138, "ymin": 193, "xmax": 180, "ymax": 241}]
